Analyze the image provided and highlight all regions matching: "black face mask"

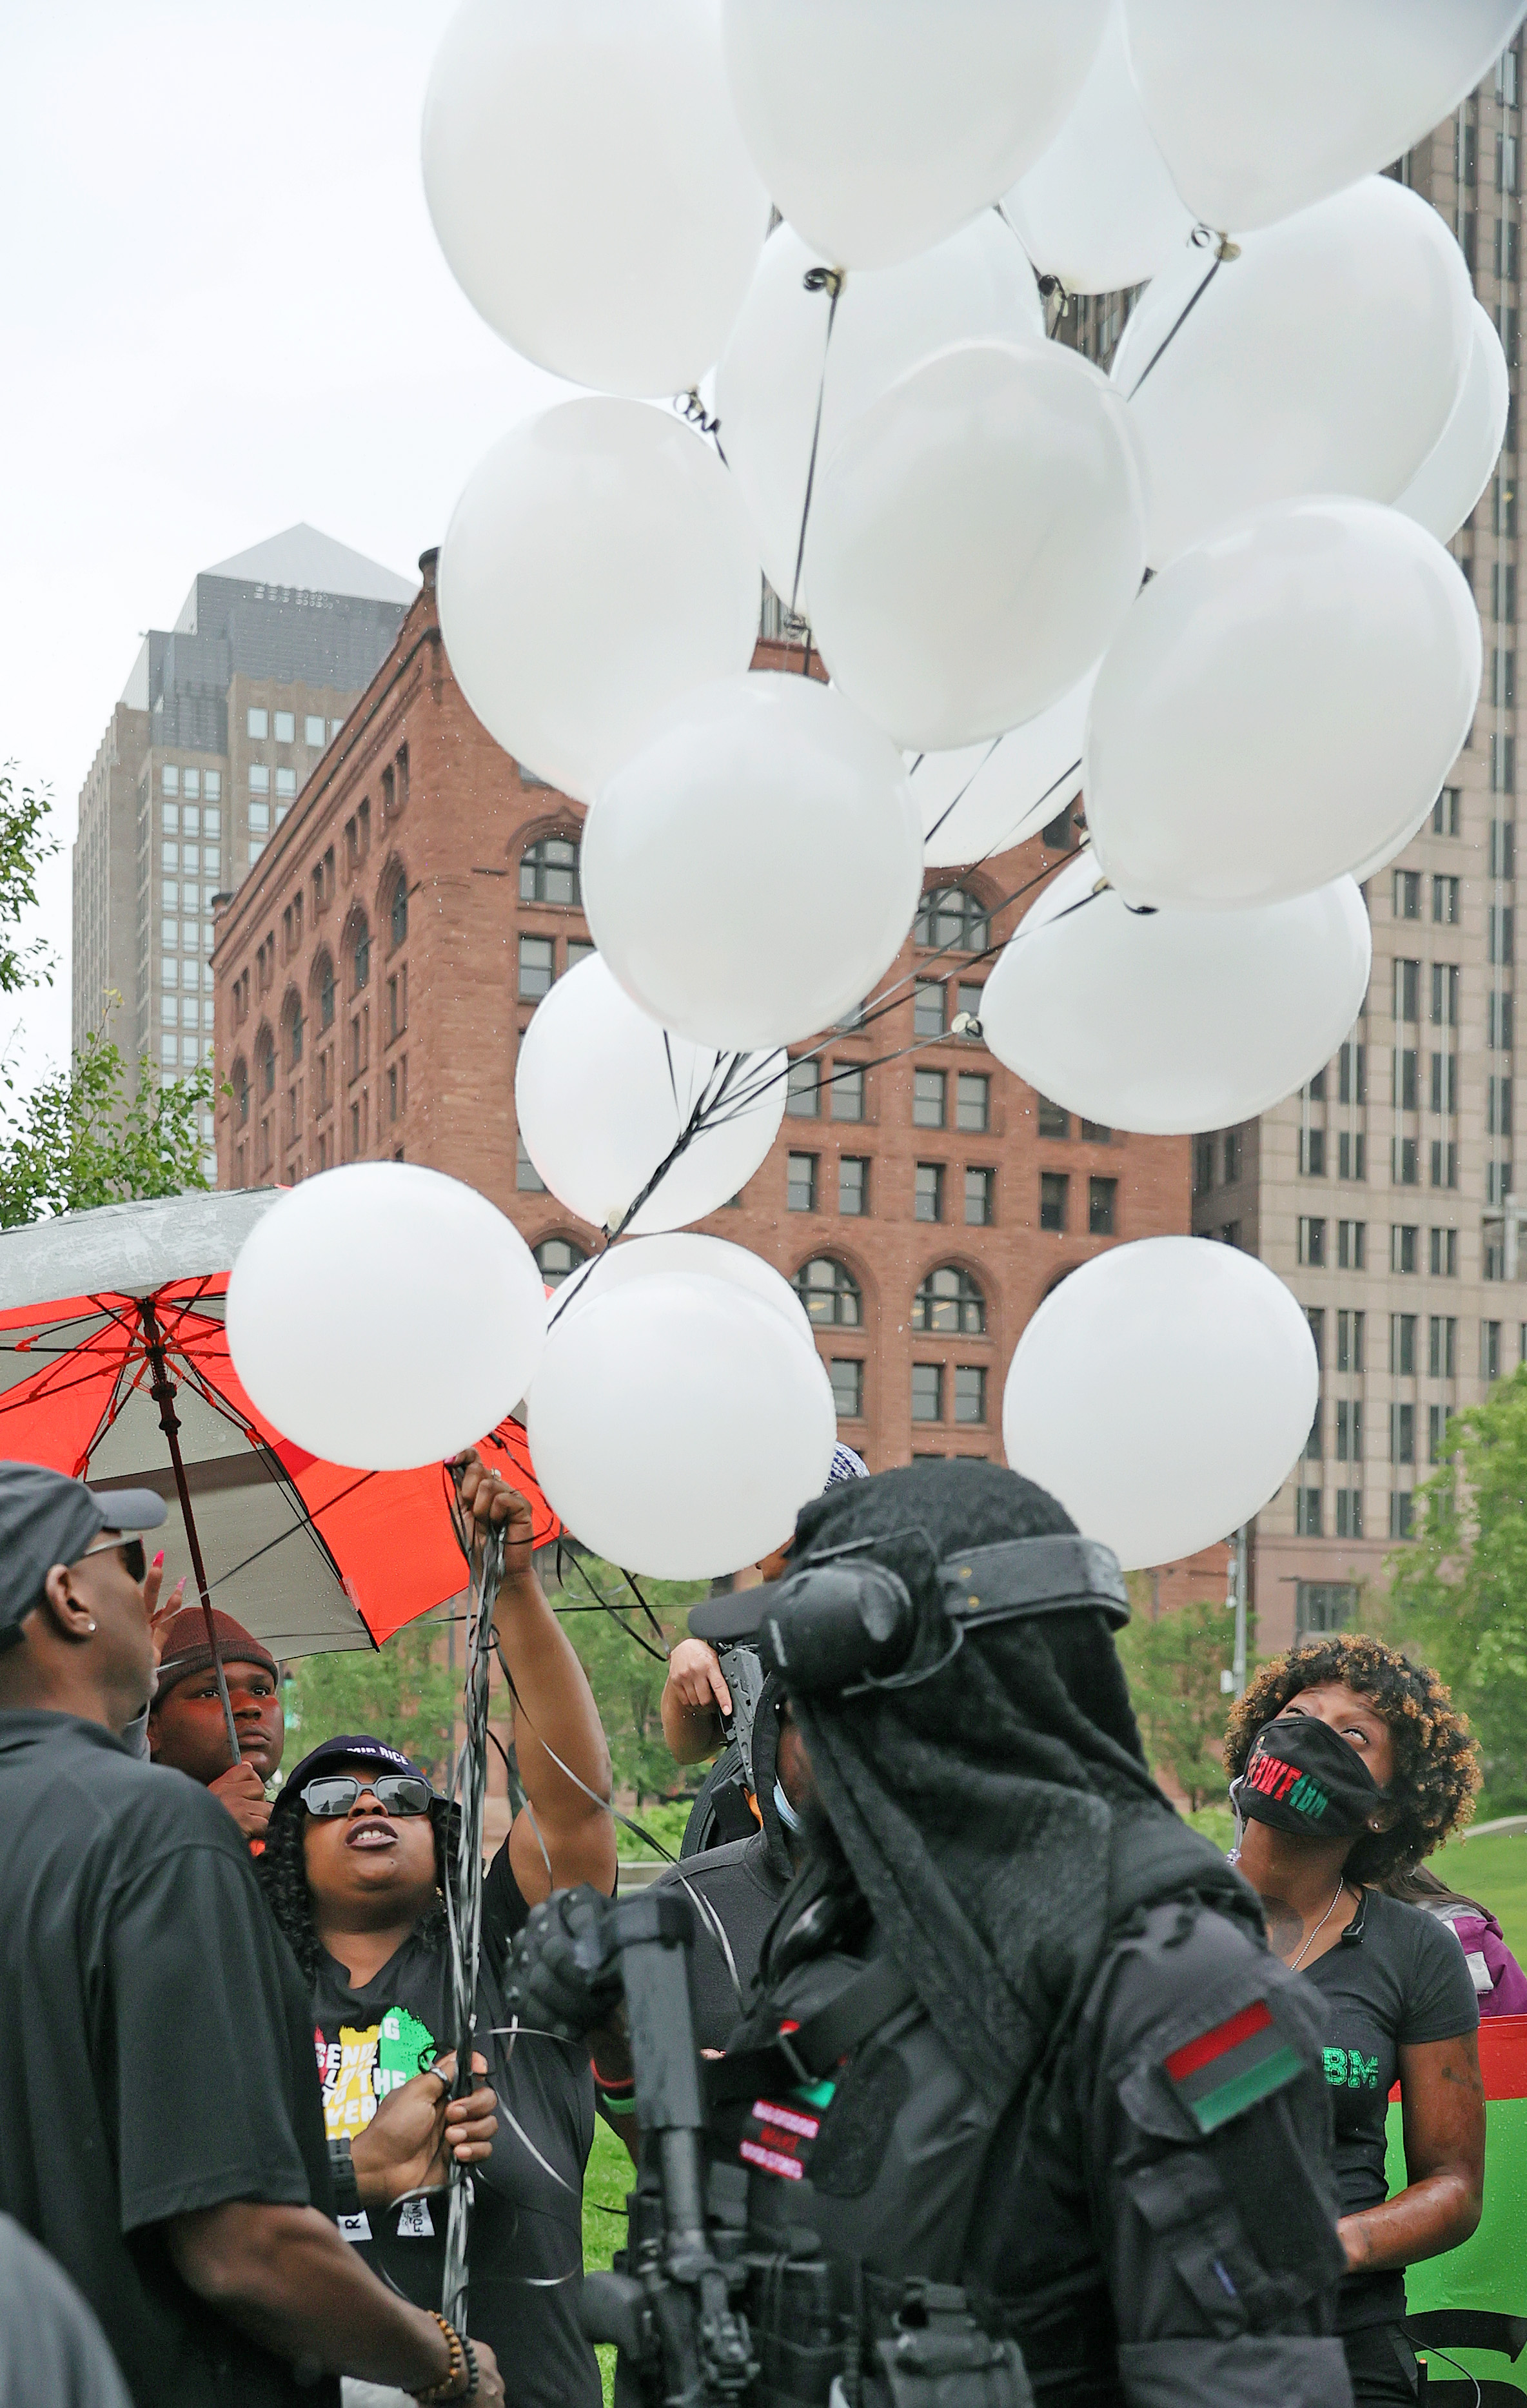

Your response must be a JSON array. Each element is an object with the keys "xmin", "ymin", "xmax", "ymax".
[{"xmin": 1236, "ymin": 1711, "xmax": 1384, "ymax": 1840}]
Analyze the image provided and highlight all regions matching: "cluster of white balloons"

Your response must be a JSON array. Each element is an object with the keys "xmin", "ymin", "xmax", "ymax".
[{"xmin": 230, "ymin": 2, "xmax": 1522, "ymax": 1572}]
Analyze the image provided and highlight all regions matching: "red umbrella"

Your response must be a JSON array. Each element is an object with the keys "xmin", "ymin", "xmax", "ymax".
[{"xmin": 0, "ymin": 1209, "xmax": 561, "ymax": 1683}]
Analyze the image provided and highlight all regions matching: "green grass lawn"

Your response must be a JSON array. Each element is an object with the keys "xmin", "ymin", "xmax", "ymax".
[
  {"xmin": 1435, "ymin": 1826, "xmax": 1527, "ymax": 1961},
  {"xmin": 583, "ymin": 2115, "xmax": 635, "ymax": 2407}
]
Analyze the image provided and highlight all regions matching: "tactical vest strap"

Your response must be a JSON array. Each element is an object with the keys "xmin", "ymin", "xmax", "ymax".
[{"xmin": 708, "ymin": 1957, "xmax": 920, "ymax": 2109}]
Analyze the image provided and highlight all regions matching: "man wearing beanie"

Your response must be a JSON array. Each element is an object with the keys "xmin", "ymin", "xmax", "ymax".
[{"xmin": 149, "ymin": 1605, "xmax": 284, "ymax": 1845}]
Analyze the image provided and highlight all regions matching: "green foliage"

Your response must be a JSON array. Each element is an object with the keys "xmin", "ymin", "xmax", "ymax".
[
  {"xmin": 616, "ymin": 1797, "xmax": 698, "ymax": 1861},
  {"xmin": 0, "ymin": 1028, "xmax": 214, "ymax": 1228},
  {"xmin": 282, "ymin": 1621, "xmax": 460, "ymax": 1789},
  {"xmin": 1117, "ymin": 1592, "xmax": 1233, "ymax": 1811},
  {"xmin": 0, "ymin": 765, "xmax": 59, "ymax": 998},
  {"xmin": 549, "ymin": 1554, "xmax": 708, "ymax": 1805},
  {"xmin": 1388, "ymin": 1367, "xmax": 1527, "ymax": 1813}
]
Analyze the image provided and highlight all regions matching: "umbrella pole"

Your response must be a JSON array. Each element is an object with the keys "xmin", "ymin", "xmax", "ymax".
[{"xmin": 138, "ymin": 1301, "xmax": 241, "ymax": 1768}]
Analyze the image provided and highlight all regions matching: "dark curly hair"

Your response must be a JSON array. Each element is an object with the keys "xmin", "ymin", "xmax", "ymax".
[
  {"xmin": 257, "ymin": 1794, "xmax": 454, "ymax": 1986},
  {"xmin": 1224, "ymin": 1632, "xmax": 1481, "ymax": 1885}
]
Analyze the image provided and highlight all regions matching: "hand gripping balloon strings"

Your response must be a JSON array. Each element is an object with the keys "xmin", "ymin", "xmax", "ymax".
[{"xmin": 441, "ymin": 1511, "xmax": 506, "ymax": 2334}]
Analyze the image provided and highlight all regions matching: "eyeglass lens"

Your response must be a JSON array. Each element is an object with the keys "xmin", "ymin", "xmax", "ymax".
[{"xmin": 301, "ymin": 1774, "xmax": 431, "ymax": 1817}]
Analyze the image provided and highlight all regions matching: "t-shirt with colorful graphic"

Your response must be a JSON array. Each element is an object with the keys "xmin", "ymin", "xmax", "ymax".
[
  {"xmin": 1300, "ymin": 1886, "xmax": 1479, "ymax": 2334},
  {"xmin": 309, "ymin": 1845, "xmax": 599, "ymax": 2408}
]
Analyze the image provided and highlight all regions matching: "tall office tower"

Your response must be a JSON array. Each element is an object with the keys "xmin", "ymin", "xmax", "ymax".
[
  {"xmin": 1068, "ymin": 46, "xmax": 1524, "ymax": 1653},
  {"xmin": 71, "ymin": 525, "xmax": 414, "ymax": 1160}
]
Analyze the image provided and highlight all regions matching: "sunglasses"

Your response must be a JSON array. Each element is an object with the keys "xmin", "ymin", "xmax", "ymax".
[
  {"xmin": 300, "ymin": 1773, "xmax": 433, "ymax": 1819},
  {"xmin": 79, "ymin": 1534, "xmax": 147, "ymax": 1583}
]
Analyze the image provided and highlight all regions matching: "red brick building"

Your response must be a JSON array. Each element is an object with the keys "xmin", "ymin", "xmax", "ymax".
[{"xmin": 212, "ymin": 553, "xmax": 1217, "ymax": 1599}]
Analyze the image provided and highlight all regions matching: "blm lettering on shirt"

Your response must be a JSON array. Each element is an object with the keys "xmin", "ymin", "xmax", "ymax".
[
  {"xmin": 1323, "ymin": 2046, "xmax": 1380, "ymax": 2090},
  {"xmin": 315, "ymin": 2002, "xmax": 437, "ymax": 2139}
]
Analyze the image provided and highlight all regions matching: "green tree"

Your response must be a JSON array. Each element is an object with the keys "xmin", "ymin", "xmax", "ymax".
[
  {"xmin": 1116, "ymin": 1592, "xmax": 1233, "ymax": 1810},
  {"xmin": 0, "ymin": 1026, "xmax": 214, "ymax": 1227},
  {"xmin": 550, "ymin": 1555, "xmax": 707, "ymax": 1804},
  {"xmin": 0, "ymin": 765, "xmax": 60, "ymax": 999},
  {"xmin": 1388, "ymin": 1367, "xmax": 1527, "ymax": 1812},
  {"xmin": 284, "ymin": 1621, "xmax": 460, "ymax": 1790}
]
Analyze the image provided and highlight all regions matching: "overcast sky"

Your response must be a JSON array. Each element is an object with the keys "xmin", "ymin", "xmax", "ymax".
[{"xmin": 1, "ymin": 0, "xmax": 569, "ymax": 1093}]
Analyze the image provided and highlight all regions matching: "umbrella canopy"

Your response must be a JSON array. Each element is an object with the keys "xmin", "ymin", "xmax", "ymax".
[{"xmin": 0, "ymin": 1193, "xmax": 561, "ymax": 1656}]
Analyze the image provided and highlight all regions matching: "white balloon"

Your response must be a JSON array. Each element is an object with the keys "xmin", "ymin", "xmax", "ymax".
[
  {"xmin": 912, "ymin": 665, "xmax": 1098, "ymax": 868},
  {"xmin": 515, "ymin": 957, "xmax": 786, "ymax": 1236},
  {"xmin": 807, "ymin": 343, "xmax": 1145, "ymax": 750},
  {"xmin": 438, "ymin": 402, "xmax": 760, "ymax": 805},
  {"xmin": 1395, "ymin": 301, "xmax": 1513, "ymax": 546},
  {"xmin": 722, "ymin": 0, "xmax": 1111, "ymax": 269},
  {"xmin": 1002, "ymin": 5, "xmax": 1196, "ymax": 295},
  {"xmin": 980, "ymin": 856, "xmax": 1372, "ymax": 1135},
  {"xmin": 227, "ymin": 1166, "xmax": 546, "ymax": 1471},
  {"xmin": 529, "ymin": 1273, "xmax": 836, "ymax": 1576},
  {"xmin": 1085, "ymin": 498, "xmax": 1481, "ymax": 910},
  {"xmin": 716, "ymin": 218, "xmax": 1043, "ymax": 611},
  {"xmin": 422, "ymin": 0, "xmax": 770, "ymax": 397},
  {"xmin": 1110, "ymin": 177, "xmax": 1474, "ymax": 566},
  {"xmin": 556, "ymin": 1233, "xmax": 816, "ymax": 1352},
  {"xmin": 1003, "ymin": 1237, "xmax": 1318, "ymax": 1569},
  {"xmin": 583, "ymin": 672, "xmax": 923, "ymax": 1049}
]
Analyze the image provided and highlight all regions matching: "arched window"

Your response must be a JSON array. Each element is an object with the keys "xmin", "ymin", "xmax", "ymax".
[
  {"xmin": 256, "ymin": 1028, "xmax": 275, "ymax": 1099},
  {"xmin": 535, "ymin": 1236, "xmax": 588, "ymax": 1289},
  {"xmin": 351, "ymin": 916, "xmax": 371, "ymax": 993},
  {"xmin": 793, "ymin": 1257, "xmax": 862, "ymax": 1329},
  {"xmin": 912, "ymin": 1266, "xmax": 986, "ymax": 1336},
  {"xmin": 233, "ymin": 1057, "xmax": 250, "ymax": 1125},
  {"xmin": 317, "ymin": 954, "xmax": 335, "ymax": 1030},
  {"xmin": 520, "ymin": 834, "xmax": 581, "ymax": 907},
  {"xmin": 390, "ymin": 870, "xmax": 408, "ymax": 949},
  {"xmin": 285, "ymin": 998, "xmax": 304, "ymax": 1068},
  {"xmin": 914, "ymin": 886, "xmax": 989, "ymax": 952}
]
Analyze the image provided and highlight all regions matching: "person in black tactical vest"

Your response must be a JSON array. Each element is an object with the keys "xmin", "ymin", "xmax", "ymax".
[{"xmin": 508, "ymin": 1460, "xmax": 1355, "ymax": 2408}]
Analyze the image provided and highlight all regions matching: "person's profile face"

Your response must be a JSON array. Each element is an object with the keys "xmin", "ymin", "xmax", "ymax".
[{"xmin": 70, "ymin": 1536, "xmax": 155, "ymax": 1703}]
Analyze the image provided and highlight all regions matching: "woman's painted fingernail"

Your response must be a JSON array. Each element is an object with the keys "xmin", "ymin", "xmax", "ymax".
[{"xmin": 152, "ymin": 1551, "xmax": 164, "ymax": 1569}]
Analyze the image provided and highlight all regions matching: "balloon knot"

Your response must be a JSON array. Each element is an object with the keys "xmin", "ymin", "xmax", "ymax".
[{"xmin": 802, "ymin": 266, "xmax": 845, "ymax": 299}]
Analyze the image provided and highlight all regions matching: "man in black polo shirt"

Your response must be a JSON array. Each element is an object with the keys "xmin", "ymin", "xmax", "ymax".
[{"xmin": 0, "ymin": 1462, "xmax": 502, "ymax": 2408}]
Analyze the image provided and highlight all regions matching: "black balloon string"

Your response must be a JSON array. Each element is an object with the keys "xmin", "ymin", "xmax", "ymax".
[{"xmin": 788, "ymin": 264, "xmax": 846, "ymax": 623}]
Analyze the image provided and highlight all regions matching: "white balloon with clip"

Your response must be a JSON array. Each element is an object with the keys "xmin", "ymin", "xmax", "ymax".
[
  {"xmin": 1001, "ymin": 3, "xmax": 1196, "ymax": 295},
  {"xmin": 1394, "ymin": 301, "xmax": 1513, "ymax": 546},
  {"xmin": 582, "ymin": 671, "xmax": 923, "ymax": 1050},
  {"xmin": 438, "ymin": 400, "xmax": 759, "ymax": 806},
  {"xmin": 912, "ymin": 665, "xmax": 1098, "ymax": 868},
  {"xmin": 1085, "ymin": 496, "xmax": 1481, "ymax": 910},
  {"xmin": 228, "ymin": 1166, "xmax": 547, "ymax": 1471},
  {"xmin": 1110, "ymin": 177, "xmax": 1474, "ymax": 566},
  {"xmin": 716, "ymin": 217, "xmax": 1043, "ymax": 612},
  {"xmin": 529, "ymin": 1271, "xmax": 836, "ymax": 1577},
  {"xmin": 555, "ymin": 1232, "xmax": 814, "ymax": 1352},
  {"xmin": 1002, "ymin": 1237, "xmax": 1319, "ymax": 1569},
  {"xmin": 978, "ymin": 857, "xmax": 1372, "ymax": 1135},
  {"xmin": 422, "ymin": 0, "xmax": 770, "ymax": 397},
  {"xmin": 721, "ymin": 0, "xmax": 1110, "ymax": 269},
  {"xmin": 806, "ymin": 342, "xmax": 1145, "ymax": 751},
  {"xmin": 515, "ymin": 956, "xmax": 787, "ymax": 1237},
  {"xmin": 1121, "ymin": 0, "xmax": 1527, "ymax": 235}
]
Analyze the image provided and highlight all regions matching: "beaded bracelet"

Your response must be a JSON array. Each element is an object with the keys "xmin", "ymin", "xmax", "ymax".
[{"xmin": 413, "ymin": 2310, "xmax": 479, "ymax": 2402}]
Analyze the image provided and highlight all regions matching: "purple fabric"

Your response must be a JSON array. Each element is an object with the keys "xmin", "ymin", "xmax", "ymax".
[{"xmin": 1432, "ymin": 1902, "xmax": 1527, "ymax": 2018}]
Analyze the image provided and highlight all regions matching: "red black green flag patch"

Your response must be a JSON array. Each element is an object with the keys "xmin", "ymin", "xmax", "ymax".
[{"xmin": 1163, "ymin": 2000, "xmax": 1306, "ymax": 2134}]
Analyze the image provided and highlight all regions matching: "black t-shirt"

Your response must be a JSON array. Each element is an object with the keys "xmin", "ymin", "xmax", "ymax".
[
  {"xmin": 0, "ymin": 1710, "xmax": 337, "ymax": 2408},
  {"xmin": 653, "ymin": 1831, "xmax": 792, "ymax": 2051},
  {"xmin": 309, "ymin": 1838, "xmax": 599, "ymax": 2408},
  {"xmin": 1300, "ymin": 1886, "xmax": 1479, "ymax": 2333}
]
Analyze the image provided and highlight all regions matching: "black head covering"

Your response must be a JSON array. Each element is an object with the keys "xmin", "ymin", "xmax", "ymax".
[{"xmin": 783, "ymin": 1459, "xmax": 1250, "ymax": 2107}]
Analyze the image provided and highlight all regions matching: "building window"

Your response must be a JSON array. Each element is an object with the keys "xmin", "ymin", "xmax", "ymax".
[
  {"xmin": 1337, "ymin": 1220, "xmax": 1365, "ymax": 1269},
  {"xmin": 912, "ymin": 1266, "xmax": 987, "ymax": 1336},
  {"xmin": 1393, "ymin": 1048, "xmax": 1417, "ymax": 1111},
  {"xmin": 1490, "ymin": 1075, "xmax": 1515, "ymax": 1137},
  {"xmin": 914, "ymin": 1162, "xmax": 944, "ymax": 1223},
  {"xmin": 161, "ymin": 765, "xmax": 179, "ymax": 796},
  {"xmin": 1040, "ymin": 1171, "xmax": 1069, "ymax": 1232},
  {"xmin": 965, "ymin": 1167, "xmax": 994, "ymax": 1226},
  {"xmin": 914, "ymin": 886, "xmax": 989, "ymax": 952},
  {"xmin": 1431, "ymin": 876, "xmax": 1461, "ymax": 927},
  {"xmin": 319, "ymin": 957, "xmax": 335, "ymax": 1030},
  {"xmin": 830, "ymin": 1358, "xmax": 865, "ymax": 1419},
  {"xmin": 913, "ymin": 980, "xmax": 945, "ymax": 1038},
  {"xmin": 567, "ymin": 940, "xmax": 595, "ymax": 974},
  {"xmin": 839, "ymin": 1157, "xmax": 869, "ymax": 1215},
  {"xmin": 1428, "ymin": 1315, "xmax": 1458, "ymax": 1379},
  {"xmin": 1300, "ymin": 1128, "xmax": 1326, "ymax": 1177},
  {"xmin": 391, "ymin": 873, "xmax": 408, "ymax": 950},
  {"xmin": 1433, "ymin": 785, "xmax": 1463, "ymax": 834},
  {"xmin": 1390, "ymin": 1403, "xmax": 1415, "ymax": 1465},
  {"xmin": 1390, "ymin": 1224, "xmax": 1418, "ymax": 1274},
  {"xmin": 288, "ymin": 1006, "xmax": 304, "ymax": 1068},
  {"xmin": 1430, "ymin": 1228, "xmax": 1458, "ymax": 1277},
  {"xmin": 1089, "ymin": 1176, "xmax": 1117, "ymax": 1237},
  {"xmin": 1394, "ymin": 959, "xmax": 1420, "ymax": 1022},
  {"xmin": 276, "ymin": 768, "xmax": 297, "ymax": 800},
  {"xmin": 535, "ymin": 1237, "xmax": 588, "ymax": 1288},
  {"xmin": 793, "ymin": 1257, "xmax": 862, "ymax": 1328},
  {"xmin": 1393, "ymin": 869, "xmax": 1420, "ymax": 919},
  {"xmin": 247, "ymin": 707, "xmax": 268, "ymax": 739},
  {"xmin": 1193, "ymin": 1135, "xmax": 1214, "ymax": 1193},
  {"xmin": 956, "ymin": 1073, "xmax": 990, "ymax": 1133},
  {"xmin": 1339, "ymin": 1041, "xmax": 1366, "ymax": 1103},
  {"xmin": 1389, "ymin": 1492, "xmax": 1414, "ymax": 1540},
  {"xmin": 1297, "ymin": 1582, "xmax": 1357, "ymax": 1636},
  {"xmin": 1493, "ymin": 730, "xmax": 1517, "ymax": 790},
  {"xmin": 1295, "ymin": 1489, "xmax": 1323, "ymax": 1536},
  {"xmin": 1428, "ymin": 1404, "xmax": 1451, "ymax": 1464},
  {"xmin": 516, "ymin": 1137, "xmax": 546, "ymax": 1193},
  {"xmin": 1392, "ymin": 1138, "xmax": 1419, "ymax": 1186},
  {"xmin": 1335, "ymin": 1401, "xmax": 1363, "ymax": 1462},
  {"xmin": 248, "ymin": 803, "xmax": 270, "ymax": 837},
  {"xmin": 954, "ymin": 1366, "xmax": 987, "ymax": 1425},
  {"xmin": 911, "ymin": 1364, "xmax": 945, "ymax": 1423},
  {"xmin": 249, "ymin": 765, "xmax": 270, "ymax": 796},
  {"xmin": 273, "ymin": 709, "xmax": 295, "ymax": 744},
  {"xmin": 306, "ymin": 714, "xmax": 327, "ymax": 747},
  {"xmin": 787, "ymin": 1152, "xmax": 818, "ymax": 1211},
  {"xmin": 518, "ymin": 935, "xmax": 555, "ymax": 1001},
  {"xmin": 1391, "ymin": 1313, "xmax": 1417, "ymax": 1376},
  {"xmin": 1038, "ymin": 1097, "xmax": 1070, "ymax": 1139},
  {"xmin": 831, "ymin": 1064, "xmax": 865, "ymax": 1122},
  {"xmin": 520, "ymin": 834, "xmax": 581, "ymax": 906},
  {"xmin": 353, "ymin": 925, "xmax": 370, "ymax": 992},
  {"xmin": 1430, "ymin": 1053, "xmax": 1458, "ymax": 1116},
  {"xmin": 1334, "ymin": 1490, "xmax": 1363, "ymax": 1539},
  {"xmin": 1430, "ymin": 1140, "xmax": 1459, "ymax": 1189},
  {"xmin": 786, "ymin": 1060, "xmax": 820, "ymax": 1117},
  {"xmin": 1483, "ymin": 1319, "xmax": 1504, "ymax": 1382},
  {"xmin": 1297, "ymin": 1217, "xmax": 1326, "ymax": 1267},
  {"xmin": 1336, "ymin": 1309, "xmax": 1363, "ymax": 1375},
  {"xmin": 956, "ymin": 981, "xmax": 985, "ymax": 1028},
  {"xmin": 233, "ymin": 1060, "xmax": 250, "ymax": 1124},
  {"xmin": 913, "ymin": 1069, "xmax": 947, "ymax": 1128},
  {"xmin": 205, "ymin": 773, "xmax": 221, "ymax": 804}
]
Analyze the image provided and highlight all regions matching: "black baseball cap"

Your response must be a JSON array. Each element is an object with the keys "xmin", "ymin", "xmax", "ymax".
[
  {"xmin": 273, "ymin": 1733, "xmax": 431, "ymax": 1816},
  {"xmin": 0, "ymin": 1462, "xmax": 167, "ymax": 1640}
]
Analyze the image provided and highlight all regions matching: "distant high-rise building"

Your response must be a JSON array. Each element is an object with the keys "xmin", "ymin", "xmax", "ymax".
[{"xmin": 71, "ymin": 524, "xmax": 414, "ymax": 1162}]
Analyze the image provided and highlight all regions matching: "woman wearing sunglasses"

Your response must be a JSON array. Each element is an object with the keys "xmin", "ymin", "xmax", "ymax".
[{"xmin": 259, "ymin": 1454, "xmax": 615, "ymax": 2408}]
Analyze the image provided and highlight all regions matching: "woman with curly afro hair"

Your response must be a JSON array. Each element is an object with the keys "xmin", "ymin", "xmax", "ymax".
[{"xmin": 1223, "ymin": 1632, "xmax": 1484, "ymax": 2407}]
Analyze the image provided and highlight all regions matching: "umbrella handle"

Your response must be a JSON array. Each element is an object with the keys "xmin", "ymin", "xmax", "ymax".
[{"xmin": 139, "ymin": 1301, "xmax": 241, "ymax": 1770}]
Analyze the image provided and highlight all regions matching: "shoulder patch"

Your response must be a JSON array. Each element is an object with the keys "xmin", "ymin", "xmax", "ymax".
[{"xmin": 1163, "ymin": 1999, "xmax": 1308, "ymax": 2134}]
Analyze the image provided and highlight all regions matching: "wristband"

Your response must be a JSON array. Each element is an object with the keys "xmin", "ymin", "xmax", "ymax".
[
  {"xmin": 414, "ymin": 2311, "xmax": 478, "ymax": 2402},
  {"xmin": 591, "ymin": 2060, "xmax": 635, "ymax": 2095},
  {"xmin": 328, "ymin": 2135, "xmax": 361, "ymax": 2219}
]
